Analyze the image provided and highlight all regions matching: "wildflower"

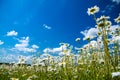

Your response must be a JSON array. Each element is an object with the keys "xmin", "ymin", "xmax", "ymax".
[
  {"xmin": 85, "ymin": 37, "xmax": 90, "ymax": 41},
  {"xmin": 59, "ymin": 62, "xmax": 66, "ymax": 67},
  {"xmin": 61, "ymin": 62, "xmax": 66, "ymax": 65},
  {"xmin": 27, "ymin": 78, "xmax": 31, "ymax": 80},
  {"xmin": 32, "ymin": 74, "xmax": 38, "ymax": 78},
  {"xmin": 112, "ymin": 72, "xmax": 120, "ymax": 78},
  {"xmin": 99, "ymin": 59, "xmax": 104, "ymax": 64},
  {"xmin": 65, "ymin": 43, "xmax": 70, "ymax": 47},
  {"xmin": 87, "ymin": 5, "xmax": 99, "ymax": 15},
  {"xmin": 22, "ymin": 73, "xmax": 27, "ymax": 77},
  {"xmin": 97, "ymin": 21, "xmax": 106, "ymax": 28},
  {"xmin": 79, "ymin": 62, "xmax": 84, "ymax": 65},
  {"xmin": 97, "ymin": 15, "xmax": 110, "ymax": 22},
  {"xmin": 75, "ymin": 38, "xmax": 80, "ymax": 42},
  {"xmin": 59, "ymin": 42, "xmax": 65, "ymax": 46},
  {"xmin": 98, "ymin": 21, "xmax": 112, "ymax": 28},
  {"xmin": 114, "ymin": 14, "xmax": 120, "ymax": 23},
  {"xmin": 59, "ymin": 43, "xmax": 69, "ymax": 47},
  {"xmin": 106, "ymin": 21, "xmax": 112, "ymax": 26},
  {"xmin": 60, "ymin": 49, "xmax": 71, "ymax": 56},
  {"xmin": 115, "ymin": 27, "xmax": 119, "ymax": 30},
  {"xmin": 18, "ymin": 56, "xmax": 26, "ymax": 64},
  {"xmin": 107, "ymin": 39, "xmax": 110, "ymax": 43},
  {"xmin": 10, "ymin": 78, "xmax": 19, "ymax": 80},
  {"xmin": 97, "ymin": 32, "xmax": 101, "ymax": 36},
  {"xmin": 63, "ymin": 50, "xmax": 68, "ymax": 53},
  {"xmin": 74, "ymin": 75, "xmax": 78, "ymax": 79},
  {"xmin": 113, "ymin": 36, "xmax": 120, "ymax": 42},
  {"xmin": 28, "ymin": 76, "xmax": 33, "ymax": 79}
]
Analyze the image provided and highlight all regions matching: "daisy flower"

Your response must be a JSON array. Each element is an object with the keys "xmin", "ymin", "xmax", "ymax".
[
  {"xmin": 97, "ymin": 15, "xmax": 110, "ymax": 22},
  {"xmin": 112, "ymin": 72, "xmax": 120, "ymax": 78},
  {"xmin": 105, "ymin": 21, "xmax": 112, "ymax": 27},
  {"xmin": 87, "ymin": 5, "xmax": 99, "ymax": 15},
  {"xmin": 75, "ymin": 38, "xmax": 80, "ymax": 42},
  {"xmin": 114, "ymin": 14, "xmax": 120, "ymax": 23},
  {"xmin": 10, "ymin": 78, "xmax": 19, "ymax": 80},
  {"xmin": 97, "ymin": 21, "xmax": 111, "ymax": 28}
]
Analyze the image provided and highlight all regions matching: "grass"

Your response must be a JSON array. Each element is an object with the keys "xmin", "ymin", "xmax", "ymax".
[{"xmin": 0, "ymin": 60, "xmax": 120, "ymax": 80}]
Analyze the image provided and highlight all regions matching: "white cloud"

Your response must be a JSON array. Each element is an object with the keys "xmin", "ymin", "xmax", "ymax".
[
  {"xmin": 52, "ymin": 46, "xmax": 64, "ymax": 52},
  {"xmin": 43, "ymin": 24, "xmax": 52, "ymax": 30},
  {"xmin": 81, "ymin": 25, "xmax": 120, "ymax": 40},
  {"xmin": 81, "ymin": 25, "xmax": 120, "ymax": 48},
  {"xmin": 40, "ymin": 53, "xmax": 52, "ymax": 59},
  {"xmin": 0, "ymin": 40, "xmax": 4, "ymax": 45},
  {"xmin": 17, "ymin": 55, "xmax": 33, "ymax": 64},
  {"xmin": 110, "ymin": 25, "xmax": 120, "ymax": 33},
  {"xmin": 83, "ymin": 40, "xmax": 97, "ymax": 48},
  {"xmin": 32, "ymin": 44, "xmax": 39, "ymax": 49},
  {"xmin": 81, "ymin": 28, "xmax": 98, "ymax": 40},
  {"xmin": 112, "ymin": 0, "xmax": 120, "ymax": 4},
  {"xmin": 0, "ymin": 51, "xmax": 33, "ymax": 63},
  {"xmin": 113, "ymin": 36, "xmax": 120, "ymax": 42},
  {"xmin": 43, "ymin": 48, "xmax": 53, "ymax": 53},
  {"xmin": 15, "ymin": 37, "xmax": 29, "ymax": 48},
  {"xmin": 82, "ymin": 40, "xmax": 104, "ymax": 51},
  {"xmin": 0, "ymin": 54, "xmax": 18, "ymax": 63},
  {"xmin": 11, "ymin": 36, "xmax": 39, "ymax": 53},
  {"xmin": 43, "ymin": 44, "xmax": 68, "ymax": 53},
  {"xmin": 112, "ymin": 35, "xmax": 120, "ymax": 45},
  {"xmin": 0, "ymin": 48, "xmax": 18, "ymax": 63},
  {"xmin": 89, "ymin": 40, "xmax": 99, "ymax": 48},
  {"xmin": 7, "ymin": 30, "xmax": 18, "ymax": 36}
]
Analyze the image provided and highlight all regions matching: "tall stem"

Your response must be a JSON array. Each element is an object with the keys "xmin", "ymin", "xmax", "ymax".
[{"xmin": 102, "ymin": 27, "xmax": 111, "ymax": 74}]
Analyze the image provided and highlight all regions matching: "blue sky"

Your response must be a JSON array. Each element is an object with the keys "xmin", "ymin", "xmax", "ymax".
[{"xmin": 0, "ymin": 0, "xmax": 120, "ymax": 62}]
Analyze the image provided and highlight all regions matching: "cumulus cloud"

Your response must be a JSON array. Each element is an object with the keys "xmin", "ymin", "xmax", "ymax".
[
  {"xmin": 0, "ymin": 54, "xmax": 33, "ymax": 64},
  {"xmin": 81, "ymin": 28, "xmax": 98, "ymax": 40},
  {"xmin": 0, "ymin": 54, "xmax": 18, "ymax": 63},
  {"xmin": 11, "ymin": 36, "xmax": 39, "ymax": 53},
  {"xmin": 43, "ymin": 24, "xmax": 52, "ymax": 30},
  {"xmin": 32, "ymin": 44, "xmax": 39, "ymax": 49},
  {"xmin": 81, "ymin": 25, "xmax": 120, "ymax": 40},
  {"xmin": 112, "ymin": 0, "xmax": 120, "ymax": 4},
  {"xmin": 7, "ymin": 30, "xmax": 18, "ymax": 36},
  {"xmin": 83, "ymin": 40, "xmax": 98, "ymax": 48},
  {"xmin": 43, "ymin": 48, "xmax": 53, "ymax": 53},
  {"xmin": 0, "ymin": 48, "xmax": 34, "ymax": 63},
  {"xmin": 0, "ymin": 40, "xmax": 4, "ymax": 45},
  {"xmin": 110, "ymin": 25, "xmax": 120, "ymax": 33},
  {"xmin": 43, "ymin": 44, "xmax": 68, "ymax": 53},
  {"xmin": 0, "ymin": 48, "xmax": 18, "ymax": 63},
  {"xmin": 40, "ymin": 53, "xmax": 53, "ymax": 59},
  {"xmin": 82, "ymin": 40, "xmax": 104, "ymax": 51},
  {"xmin": 113, "ymin": 36, "xmax": 120, "ymax": 43},
  {"xmin": 52, "ymin": 46, "xmax": 64, "ymax": 52},
  {"xmin": 108, "ymin": 25, "xmax": 120, "ymax": 40}
]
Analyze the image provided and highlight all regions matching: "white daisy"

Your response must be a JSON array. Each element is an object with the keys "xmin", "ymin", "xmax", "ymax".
[
  {"xmin": 112, "ymin": 72, "xmax": 120, "ymax": 78},
  {"xmin": 97, "ymin": 15, "xmax": 110, "ymax": 22},
  {"xmin": 114, "ymin": 14, "xmax": 120, "ymax": 23},
  {"xmin": 87, "ymin": 5, "xmax": 99, "ymax": 15},
  {"xmin": 75, "ymin": 38, "xmax": 80, "ymax": 42}
]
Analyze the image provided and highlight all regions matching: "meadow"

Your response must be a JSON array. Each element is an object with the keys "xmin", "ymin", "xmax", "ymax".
[{"xmin": 0, "ymin": 5, "xmax": 120, "ymax": 80}]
